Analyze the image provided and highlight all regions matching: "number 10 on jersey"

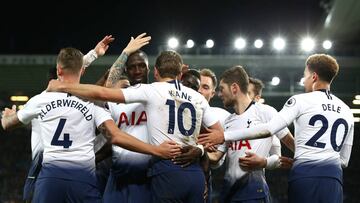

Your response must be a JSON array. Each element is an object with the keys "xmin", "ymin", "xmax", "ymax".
[{"xmin": 166, "ymin": 99, "xmax": 197, "ymax": 136}]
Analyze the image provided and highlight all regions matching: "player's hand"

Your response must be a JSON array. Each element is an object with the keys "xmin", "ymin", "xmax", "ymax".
[
  {"xmin": 238, "ymin": 151, "xmax": 266, "ymax": 171},
  {"xmin": 1, "ymin": 105, "xmax": 17, "ymax": 130},
  {"xmin": 122, "ymin": 33, "xmax": 151, "ymax": 55},
  {"xmin": 205, "ymin": 145, "xmax": 218, "ymax": 152},
  {"xmin": 2, "ymin": 105, "xmax": 17, "ymax": 117},
  {"xmin": 279, "ymin": 156, "xmax": 293, "ymax": 169},
  {"xmin": 47, "ymin": 79, "xmax": 64, "ymax": 92},
  {"xmin": 156, "ymin": 140, "xmax": 181, "ymax": 159},
  {"xmin": 172, "ymin": 145, "xmax": 201, "ymax": 167},
  {"xmin": 198, "ymin": 127, "xmax": 225, "ymax": 147},
  {"xmin": 94, "ymin": 35, "xmax": 115, "ymax": 56}
]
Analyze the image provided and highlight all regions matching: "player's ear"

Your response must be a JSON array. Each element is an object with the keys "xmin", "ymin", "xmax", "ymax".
[
  {"xmin": 154, "ymin": 66, "xmax": 159, "ymax": 80},
  {"xmin": 230, "ymin": 83, "xmax": 238, "ymax": 95},
  {"xmin": 211, "ymin": 89, "xmax": 216, "ymax": 98},
  {"xmin": 80, "ymin": 67, "xmax": 85, "ymax": 76},
  {"xmin": 312, "ymin": 71, "xmax": 318, "ymax": 82},
  {"xmin": 56, "ymin": 64, "xmax": 62, "ymax": 76}
]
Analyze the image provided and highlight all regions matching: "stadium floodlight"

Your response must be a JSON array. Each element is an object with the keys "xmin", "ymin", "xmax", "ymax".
[
  {"xmin": 206, "ymin": 39, "xmax": 214, "ymax": 48},
  {"xmin": 355, "ymin": 95, "xmax": 360, "ymax": 100},
  {"xmin": 271, "ymin": 76, "xmax": 280, "ymax": 86},
  {"xmin": 186, "ymin": 39, "xmax": 195, "ymax": 48},
  {"xmin": 273, "ymin": 37, "xmax": 286, "ymax": 51},
  {"xmin": 254, "ymin": 39, "xmax": 263, "ymax": 49},
  {"xmin": 10, "ymin": 96, "xmax": 29, "ymax": 102},
  {"xmin": 353, "ymin": 100, "xmax": 360, "ymax": 105},
  {"xmin": 322, "ymin": 40, "xmax": 332, "ymax": 50},
  {"xmin": 351, "ymin": 109, "xmax": 360, "ymax": 114},
  {"xmin": 354, "ymin": 117, "xmax": 360, "ymax": 122},
  {"xmin": 167, "ymin": 37, "xmax": 179, "ymax": 49},
  {"xmin": 301, "ymin": 37, "xmax": 315, "ymax": 52},
  {"xmin": 234, "ymin": 38, "xmax": 246, "ymax": 49},
  {"xmin": 299, "ymin": 77, "xmax": 305, "ymax": 86}
]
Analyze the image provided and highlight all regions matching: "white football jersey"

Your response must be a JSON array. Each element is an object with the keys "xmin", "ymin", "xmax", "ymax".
[
  {"xmin": 122, "ymin": 80, "xmax": 218, "ymax": 146},
  {"xmin": 219, "ymin": 102, "xmax": 289, "ymax": 186},
  {"xmin": 108, "ymin": 102, "xmax": 150, "ymax": 170},
  {"xmin": 30, "ymin": 118, "xmax": 43, "ymax": 160},
  {"xmin": 210, "ymin": 107, "xmax": 231, "ymax": 128},
  {"xmin": 209, "ymin": 106, "xmax": 230, "ymax": 168},
  {"xmin": 17, "ymin": 91, "xmax": 112, "ymax": 181},
  {"xmin": 278, "ymin": 90, "xmax": 354, "ymax": 166}
]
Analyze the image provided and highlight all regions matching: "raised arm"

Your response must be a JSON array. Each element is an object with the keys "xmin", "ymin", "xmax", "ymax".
[
  {"xmin": 83, "ymin": 35, "xmax": 115, "ymax": 68},
  {"xmin": 106, "ymin": 33, "xmax": 151, "ymax": 87}
]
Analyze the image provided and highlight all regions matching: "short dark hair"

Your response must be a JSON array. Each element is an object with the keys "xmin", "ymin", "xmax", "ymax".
[
  {"xmin": 126, "ymin": 50, "xmax": 149, "ymax": 67},
  {"xmin": 220, "ymin": 65, "xmax": 249, "ymax": 94},
  {"xmin": 249, "ymin": 77, "xmax": 264, "ymax": 96},
  {"xmin": 181, "ymin": 69, "xmax": 201, "ymax": 91},
  {"xmin": 57, "ymin": 47, "xmax": 83, "ymax": 74},
  {"xmin": 200, "ymin": 68, "xmax": 218, "ymax": 89},
  {"xmin": 155, "ymin": 50, "xmax": 183, "ymax": 78},
  {"xmin": 306, "ymin": 54, "xmax": 339, "ymax": 83}
]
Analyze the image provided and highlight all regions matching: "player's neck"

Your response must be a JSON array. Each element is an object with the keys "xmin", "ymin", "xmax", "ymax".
[
  {"xmin": 158, "ymin": 77, "xmax": 176, "ymax": 82},
  {"xmin": 312, "ymin": 81, "xmax": 330, "ymax": 91},
  {"xmin": 234, "ymin": 94, "xmax": 252, "ymax": 115},
  {"xmin": 58, "ymin": 75, "xmax": 80, "ymax": 84}
]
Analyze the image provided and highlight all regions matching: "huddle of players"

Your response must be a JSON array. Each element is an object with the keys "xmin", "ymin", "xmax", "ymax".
[{"xmin": 1, "ymin": 33, "xmax": 354, "ymax": 203}]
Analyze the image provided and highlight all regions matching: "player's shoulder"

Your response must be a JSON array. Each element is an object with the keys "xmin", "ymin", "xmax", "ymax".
[
  {"xmin": 254, "ymin": 102, "xmax": 278, "ymax": 113},
  {"xmin": 282, "ymin": 92, "xmax": 310, "ymax": 108},
  {"xmin": 28, "ymin": 91, "xmax": 62, "ymax": 103},
  {"xmin": 210, "ymin": 107, "xmax": 231, "ymax": 117}
]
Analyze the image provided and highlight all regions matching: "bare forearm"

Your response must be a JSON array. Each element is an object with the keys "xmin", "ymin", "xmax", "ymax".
[
  {"xmin": 111, "ymin": 130, "xmax": 157, "ymax": 156},
  {"xmin": 106, "ymin": 52, "xmax": 128, "ymax": 88},
  {"xmin": 281, "ymin": 133, "xmax": 295, "ymax": 153},
  {"xmin": 207, "ymin": 150, "xmax": 224, "ymax": 165},
  {"xmin": 60, "ymin": 83, "xmax": 124, "ymax": 103}
]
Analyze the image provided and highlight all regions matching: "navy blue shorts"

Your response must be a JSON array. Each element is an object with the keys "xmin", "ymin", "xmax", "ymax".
[
  {"xmin": 103, "ymin": 170, "xmax": 151, "ymax": 203},
  {"xmin": 151, "ymin": 170, "xmax": 205, "ymax": 203},
  {"xmin": 32, "ymin": 177, "xmax": 101, "ymax": 203},
  {"xmin": 288, "ymin": 177, "xmax": 343, "ymax": 203},
  {"xmin": 23, "ymin": 152, "xmax": 43, "ymax": 201},
  {"xmin": 220, "ymin": 172, "xmax": 270, "ymax": 203}
]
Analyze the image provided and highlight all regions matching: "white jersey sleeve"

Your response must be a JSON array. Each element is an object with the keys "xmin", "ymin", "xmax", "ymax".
[
  {"xmin": 277, "ymin": 96, "xmax": 302, "ymax": 126},
  {"xmin": 259, "ymin": 104, "xmax": 290, "ymax": 140},
  {"xmin": 93, "ymin": 104, "xmax": 113, "ymax": 128},
  {"xmin": 17, "ymin": 94, "xmax": 43, "ymax": 124},
  {"xmin": 269, "ymin": 136, "xmax": 281, "ymax": 156},
  {"xmin": 122, "ymin": 84, "xmax": 150, "ymax": 104},
  {"xmin": 202, "ymin": 102, "xmax": 219, "ymax": 128}
]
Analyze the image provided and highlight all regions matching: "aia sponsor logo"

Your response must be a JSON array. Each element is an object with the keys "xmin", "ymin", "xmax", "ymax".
[{"xmin": 117, "ymin": 111, "xmax": 147, "ymax": 127}]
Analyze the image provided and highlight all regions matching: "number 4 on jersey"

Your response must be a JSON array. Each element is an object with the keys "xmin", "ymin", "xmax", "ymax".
[{"xmin": 51, "ymin": 118, "xmax": 73, "ymax": 148}]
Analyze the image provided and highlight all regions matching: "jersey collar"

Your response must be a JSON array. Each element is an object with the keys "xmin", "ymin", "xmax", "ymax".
[{"xmin": 244, "ymin": 101, "xmax": 256, "ymax": 112}]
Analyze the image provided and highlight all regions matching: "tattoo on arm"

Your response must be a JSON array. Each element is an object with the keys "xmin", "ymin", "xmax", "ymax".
[
  {"xmin": 97, "ymin": 123, "xmax": 110, "ymax": 139},
  {"xmin": 106, "ymin": 52, "xmax": 128, "ymax": 87}
]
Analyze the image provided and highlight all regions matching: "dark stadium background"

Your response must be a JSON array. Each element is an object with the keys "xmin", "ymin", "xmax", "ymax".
[{"xmin": 1, "ymin": 0, "xmax": 360, "ymax": 202}]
